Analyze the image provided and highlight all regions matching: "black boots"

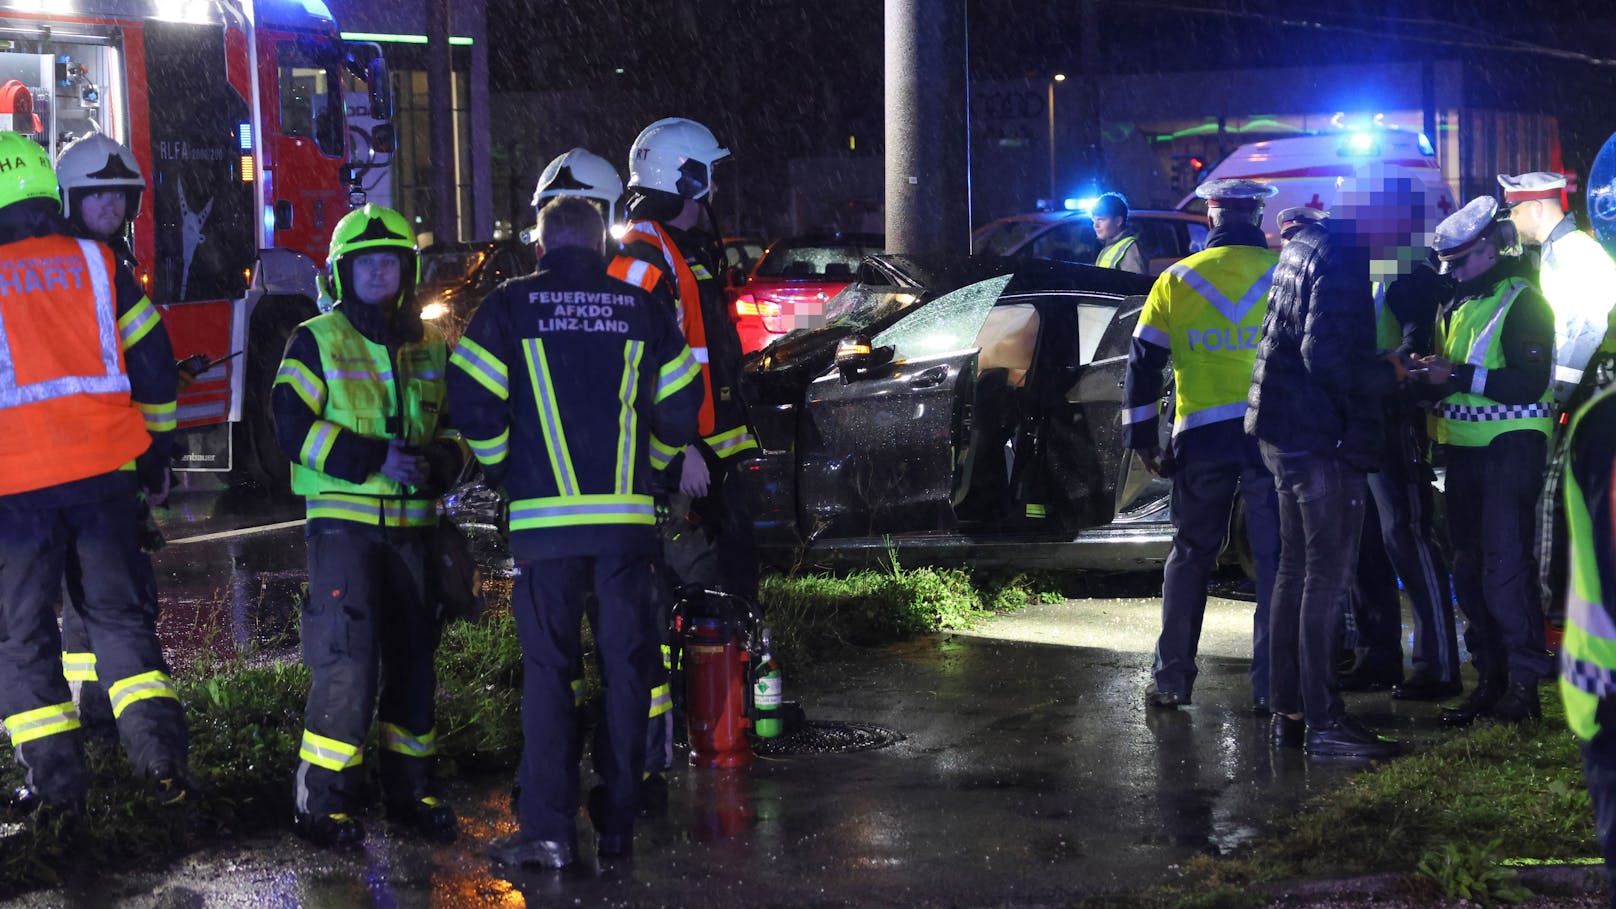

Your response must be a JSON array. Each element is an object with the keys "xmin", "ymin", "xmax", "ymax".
[
  {"xmin": 293, "ymin": 811, "xmax": 366, "ymax": 850},
  {"xmin": 387, "ymin": 795, "xmax": 458, "ymax": 841},
  {"xmin": 1489, "ymin": 680, "xmax": 1543, "ymax": 723}
]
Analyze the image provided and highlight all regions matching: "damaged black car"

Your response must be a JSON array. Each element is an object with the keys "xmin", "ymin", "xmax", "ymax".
[{"xmin": 738, "ymin": 257, "xmax": 1197, "ymax": 572}]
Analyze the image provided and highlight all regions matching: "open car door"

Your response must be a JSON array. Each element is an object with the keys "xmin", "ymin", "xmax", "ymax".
[
  {"xmin": 1086, "ymin": 295, "xmax": 1173, "ymax": 516},
  {"xmin": 795, "ymin": 276, "xmax": 1013, "ymax": 539}
]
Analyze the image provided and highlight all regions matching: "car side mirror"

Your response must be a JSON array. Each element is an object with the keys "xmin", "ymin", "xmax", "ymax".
[{"xmin": 835, "ymin": 335, "xmax": 891, "ymax": 383}]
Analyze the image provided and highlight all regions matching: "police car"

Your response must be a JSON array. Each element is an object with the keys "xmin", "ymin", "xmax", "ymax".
[{"xmin": 971, "ymin": 209, "xmax": 1207, "ymax": 274}]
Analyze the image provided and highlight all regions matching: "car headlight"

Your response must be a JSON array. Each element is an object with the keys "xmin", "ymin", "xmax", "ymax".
[{"xmin": 420, "ymin": 300, "xmax": 449, "ymax": 321}]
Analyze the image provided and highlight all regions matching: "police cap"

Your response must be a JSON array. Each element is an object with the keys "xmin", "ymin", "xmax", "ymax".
[
  {"xmin": 1497, "ymin": 171, "xmax": 1566, "ymax": 205},
  {"xmin": 1195, "ymin": 178, "xmax": 1278, "ymax": 207},
  {"xmin": 1432, "ymin": 196, "xmax": 1499, "ymax": 270},
  {"xmin": 1277, "ymin": 205, "xmax": 1327, "ymax": 228}
]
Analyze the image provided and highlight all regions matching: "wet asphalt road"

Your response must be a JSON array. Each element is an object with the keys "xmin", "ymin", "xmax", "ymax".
[{"xmin": 5, "ymin": 485, "xmax": 1472, "ymax": 907}]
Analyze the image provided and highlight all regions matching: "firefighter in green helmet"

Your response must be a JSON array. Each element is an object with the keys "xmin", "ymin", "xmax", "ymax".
[{"xmin": 273, "ymin": 204, "xmax": 466, "ymax": 849}]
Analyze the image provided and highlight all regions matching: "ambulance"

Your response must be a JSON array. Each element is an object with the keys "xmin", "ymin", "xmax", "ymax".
[{"xmin": 1181, "ymin": 129, "xmax": 1458, "ymax": 248}]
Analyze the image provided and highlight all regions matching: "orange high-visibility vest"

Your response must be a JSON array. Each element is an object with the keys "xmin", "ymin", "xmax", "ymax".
[
  {"xmin": 0, "ymin": 235, "xmax": 149, "ymax": 495},
  {"xmin": 614, "ymin": 221, "xmax": 717, "ymax": 435}
]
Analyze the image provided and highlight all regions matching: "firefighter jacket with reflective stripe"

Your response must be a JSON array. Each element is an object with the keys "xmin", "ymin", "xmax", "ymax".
[
  {"xmin": 617, "ymin": 220, "xmax": 757, "ymax": 461},
  {"xmin": 274, "ymin": 307, "xmax": 453, "ymax": 529},
  {"xmin": 1432, "ymin": 276, "xmax": 1554, "ymax": 447},
  {"xmin": 1096, "ymin": 232, "xmax": 1147, "ymax": 274},
  {"xmin": 447, "ymin": 246, "xmax": 702, "ymax": 557},
  {"xmin": 1539, "ymin": 216, "xmax": 1616, "ymax": 398},
  {"xmin": 1122, "ymin": 224, "xmax": 1276, "ymax": 450},
  {"xmin": 1559, "ymin": 386, "xmax": 1616, "ymax": 740},
  {"xmin": 0, "ymin": 234, "xmax": 175, "ymax": 496}
]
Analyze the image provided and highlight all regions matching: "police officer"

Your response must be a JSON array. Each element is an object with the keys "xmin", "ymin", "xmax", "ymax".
[
  {"xmin": 274, "ymin": 204, "xmax": 464, "ymax": 849},
  {"xmin": 450, "ymin": 196, "xmax": 701, "ymax": 868},
  {"xmin": 1417, "ymin": 196, "xmax": 1556, "ymax": 724},
  {"xmin": 54, "ymin": 133, "xmax": 170, "ymax": 741},
  {"xmin": 1277, "ymin": 205, "xmax": 1327, "ymax": 240},
  {"xmin": 0, "ymin": 132, "xmax": 189, "ymax": 817},
  {"xmin": 1372, "ymin": 209, "xmax": 1462, "ymax": 702},
  {"xmin": 1557, "ymin": 385, "xmax": 1616, "ymax": 906},
  {"xmin": 1498, "ymin": 171, "xmax": 1616, "ymax": 404},
  {"xmin": 530, "ymin": 147, "xmax": 679, "ymax": 811},
  {"xmin": 613, "ymin": 118, "xmax": 759, "ymax": 604},
  {"xmin": 1093, "ymin": 192, "xmax": 1148, "ymax": 274},
  {"xmin": 1123, "ymin": 178, "xmax": 1280, "ymax": 714},
  {"xmin": 1500, "ymin": 172, "xmax": 1616, "ymax": 632}
]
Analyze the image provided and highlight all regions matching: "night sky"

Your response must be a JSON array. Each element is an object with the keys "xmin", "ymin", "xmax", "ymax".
[{"xmin": 486, "ymin": 0, "xmax": 1616, "ymax": 231}]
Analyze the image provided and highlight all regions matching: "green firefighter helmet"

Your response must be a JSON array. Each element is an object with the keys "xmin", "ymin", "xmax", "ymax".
[
  {"xmin": 327, "ymin": 203, "xmax": 419, "ymax": 303},
  {"xmin": 0, "ymin": 131, "xmax": 59, "ymax": 214}
]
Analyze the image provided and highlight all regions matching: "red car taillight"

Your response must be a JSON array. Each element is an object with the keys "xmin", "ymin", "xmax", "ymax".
[{"xmin": 734, "ymin": 294, "xmax": 784, "ymax": 331}]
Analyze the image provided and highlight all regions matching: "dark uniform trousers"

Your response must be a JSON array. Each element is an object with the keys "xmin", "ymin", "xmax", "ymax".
[
  {"xmin": 59, "ymin": 496, "xmax": 159, "ymax": 729},
  {"xmin": 1348, "ymin": 495, "xmax": 1404, "ymax": 675},
  {"xmin": 1154, "ymin": 423, "xmax": 1279, "ymax": 702},
  {"xmin": 513, "ymin": 536, "xmax": 658, "ymax": 842},
  {"xmin": 1445, "ymin": 430, "xmax": 1554, "ymax": 686},
  {"xmin": 0, "ymin": 477, "xmax": 185, "ymax": 802},
  {"xmin": 1365, "ymin": 410, "xmax": 1459, "ymax": 682},
  {"xmin": 295, "ymin": 526, "xmax": 440, "ymax": 817},
  {"xmin": 1584, "ymin": 722, "xmax": 1616, "ymax": 909}
]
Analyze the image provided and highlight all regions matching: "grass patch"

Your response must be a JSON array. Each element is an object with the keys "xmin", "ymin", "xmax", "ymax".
[
  {"xmin": 0, "ymin": 604, "xmax": 530, "ymax": 898},
  {"xmin": 758, "ymin": 560, "xmax": 1068, "ymax": 668},
  {"xmin": 1095, "ymin": 695, "xmax": 1597, "ymax": 907}
]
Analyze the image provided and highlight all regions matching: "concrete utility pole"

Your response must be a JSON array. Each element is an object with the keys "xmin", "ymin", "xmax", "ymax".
[
  {"xmin": 1076, "ymin": 0, "xmax": 1101, "ymax": 184},
  {"xmin": 427, "ymin": 0, "xmax": 456, "ymax": 244},
  {"xmin": 884, "ymin": 0, "xmax": 969, "ymax": 259}
]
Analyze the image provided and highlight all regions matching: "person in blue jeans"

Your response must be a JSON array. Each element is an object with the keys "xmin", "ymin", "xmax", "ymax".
[{"xmin": 1246, "ymin": 172, "xmax": 1402, "ymax": 758}]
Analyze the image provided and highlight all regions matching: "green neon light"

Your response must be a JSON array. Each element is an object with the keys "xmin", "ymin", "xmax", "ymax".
[
  {"xmin": 340, "ymin": 32, "xmax": 473, "ymax": 46},
  {"xmin": 1150, "ymin": 117, "xmax": 1309, "ymax": 142}
]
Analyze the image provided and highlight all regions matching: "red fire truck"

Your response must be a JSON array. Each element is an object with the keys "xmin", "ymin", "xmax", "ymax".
[{"xmin": 0, "ymin": 0, "xmax": 392, "ymax": 488}]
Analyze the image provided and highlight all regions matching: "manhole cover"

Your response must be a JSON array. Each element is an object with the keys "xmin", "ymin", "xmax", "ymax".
[{"xmin": 752, "ymin": 720, "xmax": 904, "ymax": 756}]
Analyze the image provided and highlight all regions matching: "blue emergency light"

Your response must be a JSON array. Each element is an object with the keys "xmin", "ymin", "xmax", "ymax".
[
  {"xmin": 1064, "ymin": 197, "xmax": 1098, "ymax": 212},
  {"xmin": 238, "ymin": 122, "xmax": 253, "ymax": 151}
]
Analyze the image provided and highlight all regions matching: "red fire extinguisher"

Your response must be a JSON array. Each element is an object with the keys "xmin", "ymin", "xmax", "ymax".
[{"xmin": 680, "ymin": 591, "xmax": 757, "ymax": 768}]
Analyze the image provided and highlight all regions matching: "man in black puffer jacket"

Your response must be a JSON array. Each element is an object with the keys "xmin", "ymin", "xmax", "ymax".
[{"xmin": 1247, "ymin": 181, "xmax": 1400, "ymax": 759}]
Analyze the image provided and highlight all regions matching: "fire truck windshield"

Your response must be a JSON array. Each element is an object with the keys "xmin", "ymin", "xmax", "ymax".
[{"xmin": 276, "ymin": 35, "xmax": 344, "ymax": 157}]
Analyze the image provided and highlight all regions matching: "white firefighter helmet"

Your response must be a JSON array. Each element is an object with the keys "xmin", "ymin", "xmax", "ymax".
[
  {"xmin": 532, "ymin": 148, "xmax": 623, "ymax": 217},
  {"xmin": 56, "ymin": 133, "xmax": 146, "ymax": 223},
  {"xmin": 627, "ymin": 117, "xmax": 730, "ymax": 201}
]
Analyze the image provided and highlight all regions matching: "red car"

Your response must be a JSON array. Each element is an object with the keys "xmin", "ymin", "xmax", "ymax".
[{"xmin": 729, "ymin": 234, "xmax": 884, "ymax": 352}]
